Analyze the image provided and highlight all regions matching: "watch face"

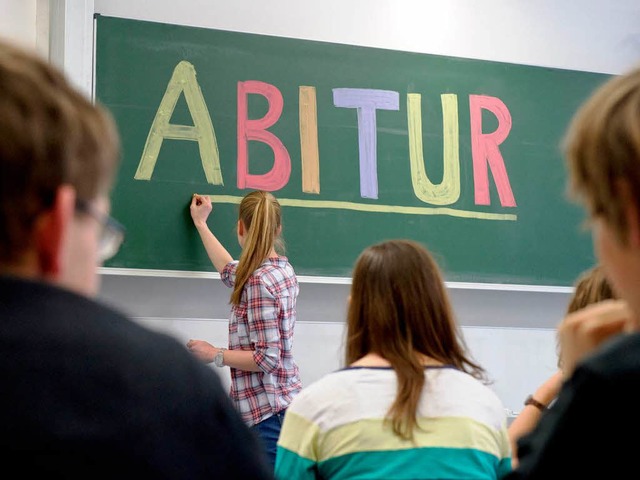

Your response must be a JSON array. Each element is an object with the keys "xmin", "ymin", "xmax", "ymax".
[{"xmin": 215, "ymin": 351, "xmax": 224, "ymax": 367}]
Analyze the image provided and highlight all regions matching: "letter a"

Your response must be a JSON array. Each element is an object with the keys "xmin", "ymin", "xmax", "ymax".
[{"xmin": 135, "ymin": 61, "xmax": 223, "ymax": 185}]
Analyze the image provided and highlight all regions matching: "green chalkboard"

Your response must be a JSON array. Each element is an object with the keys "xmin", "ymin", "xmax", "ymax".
[{"xmin": 95, "ymin": 15, "xmax": 610, "ymax": 286}]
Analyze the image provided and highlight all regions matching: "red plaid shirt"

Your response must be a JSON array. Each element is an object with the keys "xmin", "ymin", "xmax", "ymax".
[{"xmin": 221, "ymin": 257, "xmax": 302, "ymax": 426}]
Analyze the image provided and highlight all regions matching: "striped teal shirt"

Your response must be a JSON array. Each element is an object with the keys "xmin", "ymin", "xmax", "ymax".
[{"xmin": 276, "ymin": 366, "xmax": 512, "ymax": 479}]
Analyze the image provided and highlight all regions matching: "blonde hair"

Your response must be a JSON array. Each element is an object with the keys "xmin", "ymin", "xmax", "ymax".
[
  {"xmin": 230, "ymin": 190, "xmax": 284, "ymax": 305},
  {"xmin": 564, "ymin": 65, "xmax": 640, "ymax": 243},
  {"xmin": 0, "ymin": 40, "xmax": 120, "ymax": 263},
  {"xmin": 346, "ymin": 239, "xmax": 486, "ymax": 441}
]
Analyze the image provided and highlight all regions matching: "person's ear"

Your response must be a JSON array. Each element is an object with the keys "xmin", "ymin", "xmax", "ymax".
[
  {"xmin": 625, "ymin": 201, "xmax": 640, "ymax": 248},
  {"xmin": 35, "ymin": 185, "xmax": 75, "ymax": 277},
  {"xmin": 618, "ymin": 179, "xmax": 640, "ymax": 247},
  {"xmin": 237, "ymin": 220, "xmax": 245, "ymax": 236}
]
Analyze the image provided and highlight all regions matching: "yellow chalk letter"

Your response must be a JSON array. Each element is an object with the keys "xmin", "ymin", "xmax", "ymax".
[
  {"xmin": 135, "ymin": 61, "xmax": 222, "ymax": 185},
  {"xmin": 407, "ymin": 93, "xmax": 460, "ymax": 205}
]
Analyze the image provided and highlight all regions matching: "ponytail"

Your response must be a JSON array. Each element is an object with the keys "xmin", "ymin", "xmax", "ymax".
[{"xmin": 231, "ymin": 191, "xmax": 284, "ymax": 305}]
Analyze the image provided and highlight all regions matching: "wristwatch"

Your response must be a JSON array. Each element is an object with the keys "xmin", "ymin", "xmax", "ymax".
[
  {"xmin": 524, "ymin": 394, "xmax": 548, "ymax": 412},
  {"xmin": 213, "ymin": 348, "xmax": 226, "ymax": 368}
]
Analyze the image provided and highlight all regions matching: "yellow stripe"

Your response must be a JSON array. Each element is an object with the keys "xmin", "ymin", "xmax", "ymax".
[
  {"xmin": 278, "ymin": 411, "xmax": 321, "ymax": 461},
  {"xmin": 208, "ymin": 195, "xmax": 517, "ymax": 221},
  {"xmin": 278, "ymin": 412, "xmax": 509, "ymax": 462}
]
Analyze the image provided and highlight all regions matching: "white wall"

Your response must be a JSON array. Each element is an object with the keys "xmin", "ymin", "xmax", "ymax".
[
  {"xmin": 0, "ymin": 0, "xmax": 36, "ymax": 48},
  {"xmin": 2, "ymin": 0, "xmax": 640, "ymax": 415},
  {"xmin": 93, "ymin": 0, "xmax": 640, "ymax": 75}
]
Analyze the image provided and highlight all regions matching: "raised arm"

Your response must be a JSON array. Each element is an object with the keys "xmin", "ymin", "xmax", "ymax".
[
  {"xmin": 190, "ymin": 194, "xmax": 234, "ymax": 273},
  {"xmin": 558, "ymin": 299, "xmax": 637, "ymax": 378},
  {"xmin": 508, "ymin": 370, "xmax": 563, "ymax": 467}
]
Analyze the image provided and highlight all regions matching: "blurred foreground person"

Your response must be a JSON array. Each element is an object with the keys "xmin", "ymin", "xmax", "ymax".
[
  {"xmin": 506, "ymin": 66, "xmax": 640, "ymax": 479},
  {"xmin": 0, "ymin": 39, "xmax": 272, "ymax": 479}
]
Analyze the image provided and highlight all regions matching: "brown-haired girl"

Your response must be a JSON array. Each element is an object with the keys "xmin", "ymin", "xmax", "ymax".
[
  {"xmin": 187, "ymin": 190, "xmax": 302, "ymax": 469},
  {"xmin": 507, "ymin": 264, "xmax": 617, "ymax": 467},
  {"xmin": 275, "ymin": 239, "xmax": 511, "ymax": 479}
]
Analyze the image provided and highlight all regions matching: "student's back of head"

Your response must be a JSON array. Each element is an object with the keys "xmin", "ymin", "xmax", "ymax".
[
  {"xmin": 554, "ymin": 264, "xmax": 617, "ymax": 369},
  {"xmin": 346, "ymin": 239, "xmax": 478, "ymax": 370},
  {"xmin": 0, "ymin": 39, "xmax": 120, "ymax": 294},
  {"xmin": 276, "ymin": 239, "xmax": 511, "ymax": 480},
  {"xmin": 232, "ymin": 190, "xmax": 284, "ymax": 304},
  {"xmin": 0, "ymin": 39, "xmax": 272, "ymax": 479},
  {"xmin": 566, "ymin": 264, "xmax": 616, "ymax": 314},
  {"xmin": 0, "ymin": 41, "xmax": 119, "ymax": 255},
  {"xmin": 346, "ymin": 239, "xmax": 487, "ymax": 439}
]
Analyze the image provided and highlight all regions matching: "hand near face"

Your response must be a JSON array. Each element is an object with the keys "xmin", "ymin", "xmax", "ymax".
[
  {"xmin": 190, "ymin": 194, "xmax": 213, "ymax": 226},
  {"xmin": 558, "ymin": 299, "xmax": 638, "ymax": 378},
  {"xmin": 186, "ymin": 339, "xmax": 217, "ymax": 364}
]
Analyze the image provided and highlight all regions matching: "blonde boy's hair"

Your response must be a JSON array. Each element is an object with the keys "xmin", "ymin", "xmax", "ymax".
[{"xmin": 564, "ymin": 66, "xmax": 640, "ymax": 243}]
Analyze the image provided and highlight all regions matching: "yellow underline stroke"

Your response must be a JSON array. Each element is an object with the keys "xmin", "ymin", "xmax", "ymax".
[{"xmin": 208, "ymin": 195, "xmax": 517, "ymax": 221}]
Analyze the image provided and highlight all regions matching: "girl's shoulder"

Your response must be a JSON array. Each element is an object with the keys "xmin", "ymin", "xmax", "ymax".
[
  {"xmin": 426, "ymin": 368, "xmax": 507, "ymax": 423},
  {"xmin": 252, "ymin": 257, "xmax": 296, "ymax": 280},
  {"xmin": 287, "ymin": 369, "xmax": 361, "ymax": 415},
  {"xmin": 248, "ymin": 257, "xmax": 298, "ymax": 292}
]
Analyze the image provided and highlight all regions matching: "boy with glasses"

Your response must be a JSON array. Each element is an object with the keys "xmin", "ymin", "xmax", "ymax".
[{"xmin": 0, "ymin": 39, "xmax": 272, "ymax": 478}]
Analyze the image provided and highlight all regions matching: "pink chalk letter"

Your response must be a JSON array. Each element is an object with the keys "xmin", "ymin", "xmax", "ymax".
[
  {"xmin": 237, "ymin": 81, "xmax": 291, "ymax": 190},
  {"xmin": 469, "ymin": 95, "xmax": 516, "ymax": 207}
]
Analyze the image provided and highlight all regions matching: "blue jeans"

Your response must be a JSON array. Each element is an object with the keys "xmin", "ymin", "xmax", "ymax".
[{"xmin": 251, "ymin": 409, "xmax": 286, "ymax": 470}]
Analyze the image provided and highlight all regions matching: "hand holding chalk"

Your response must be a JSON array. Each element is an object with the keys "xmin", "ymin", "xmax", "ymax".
[{"xmin": 190, "ymin": 193, "xmax": 213, "ymax": 226}]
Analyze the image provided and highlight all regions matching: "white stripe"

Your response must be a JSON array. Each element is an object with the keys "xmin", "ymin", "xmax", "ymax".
[{"xmin": 288, "ymin": 367, "xmax": 506, "ymax": 433}]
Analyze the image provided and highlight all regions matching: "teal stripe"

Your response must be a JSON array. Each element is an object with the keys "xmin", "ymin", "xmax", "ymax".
[
  {"xmin": 275, "ymin": 446, "xmax": 318, "ymax": 480},
  {"xmin": 276, "ymin": 445, "xmax": 511, "ymax": 480},
  {"xmin": 319, "ymin": 447, "xmax": 510, "ymax": 480},
  {"xmin": 318, "ymin": 447, "xmax": 504, "ymax": 480},
  {"xmin": 497, "ymin": 457, "xmax": 512, "ymax": 479}
]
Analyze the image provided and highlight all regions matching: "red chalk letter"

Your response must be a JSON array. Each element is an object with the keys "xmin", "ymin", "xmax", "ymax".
[
  {"xmin": 237, "ymin": 81, "xmax": 291, "ymax": 191},
  {"xmin": 469, "ymin": 95, "xmax": 516, "ymax": 207}
]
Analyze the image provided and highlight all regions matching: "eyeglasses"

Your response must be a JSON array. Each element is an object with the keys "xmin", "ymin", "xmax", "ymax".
[{"xmin": 75, "ymin": 199, "xmax": 126, "ymax": 262}]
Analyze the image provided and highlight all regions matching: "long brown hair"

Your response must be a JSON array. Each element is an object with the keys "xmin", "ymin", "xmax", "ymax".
[
  {"xmin": 231, "ymin": 190, "xmax": 284, "ymax": 305},
  {"xmin": 345, "ymin": 239, "xmax": 486, "ymax": 440}
]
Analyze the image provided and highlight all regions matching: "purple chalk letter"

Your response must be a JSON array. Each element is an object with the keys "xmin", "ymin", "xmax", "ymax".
[{"xmin": 333, "ymin": 88, "xmax": 400, "ymax": 199}]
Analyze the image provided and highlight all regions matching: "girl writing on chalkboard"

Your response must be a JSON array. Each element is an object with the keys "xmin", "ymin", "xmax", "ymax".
[{"xmin": 187, "ymin": 190, "xmax": 302, "ymax": 470}]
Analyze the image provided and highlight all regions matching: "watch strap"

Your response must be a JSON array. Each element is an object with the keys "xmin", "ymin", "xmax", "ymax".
[
  {"xmin": 214, "ymin": 348, "xmax": 227, "ymax": 367},
  {"xmin": 524, "ymin": 394, "xmax": 548, "ymax": 411}
]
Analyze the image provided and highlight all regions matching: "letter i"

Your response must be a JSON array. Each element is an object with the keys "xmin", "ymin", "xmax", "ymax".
[{"xmin": 299, "ymin": 86, "xmax": 320, "ymax": 194}]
